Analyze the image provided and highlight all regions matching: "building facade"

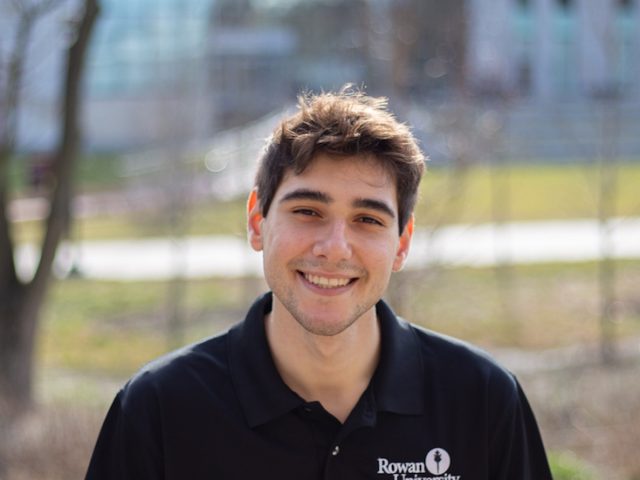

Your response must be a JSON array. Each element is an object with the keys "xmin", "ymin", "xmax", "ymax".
[
  {"xmin": 3, "ymin": 0, "xmax": 639, "ymax": 153},
  {"xmin": 466, "ymin": 0, "xmax": 640, "ymax": 100}
]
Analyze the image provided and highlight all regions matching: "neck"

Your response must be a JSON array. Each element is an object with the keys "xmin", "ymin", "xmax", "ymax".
[{"xmin": 265, "ymin": 305, "xmax": 381, "ymax": 423}]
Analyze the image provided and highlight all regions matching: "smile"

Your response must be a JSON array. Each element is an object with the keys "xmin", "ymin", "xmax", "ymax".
[{"xmin": 301, "ymin": 272, "xmax": 355, "ymax": 289}]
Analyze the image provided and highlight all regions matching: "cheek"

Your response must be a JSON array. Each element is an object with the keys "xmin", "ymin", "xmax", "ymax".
[
  {"xmin": 360, "ymin": 237, "xmax": 401, "ymax": 269},
  {"xmin": 264, "ymin": 226, "xmax": 308, "ymax": 258}
]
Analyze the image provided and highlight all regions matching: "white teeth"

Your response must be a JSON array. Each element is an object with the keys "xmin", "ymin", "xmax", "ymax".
[{"xmin": 304, "ymin": 273, "xmax": 351, "ymax": 289}]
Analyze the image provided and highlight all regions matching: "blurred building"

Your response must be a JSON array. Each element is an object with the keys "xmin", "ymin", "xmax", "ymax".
[
  {"xmin": 0, "ymin": 0, "xmax": 80, "ymax": 151},
  {"xmin": 3, "ymin": 0, "xmax": 639, "ymax": 156},
  {"xmin": 1, "ymin": 0, "xmax": 213, "ymax": 152},
  {"xmin": 207, "ymin": 0, "xmax": 370, "ymax": 130},
  {"xmin": 467, "ymin": 0, "xmax": 639, "ymax": 100},
  {"xmin": 207, "ymin": 0, "xmax": 297, "ymax": 129},
  {"xmin": 84, "ymin": 0, "xmax": 213, "ymax": 150},
  {"xmin": 463, "ymin": 0, "xmax": 640, "ymax": 160}
]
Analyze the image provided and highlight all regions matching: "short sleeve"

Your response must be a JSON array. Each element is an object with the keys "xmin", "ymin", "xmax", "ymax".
[
  {"xmin": 489, "ymin": 376, "xmax": 552, "ymax": 480},
  {"xmin": 85, "ymin": 379, "xmax": 164, "ymax": 480}
]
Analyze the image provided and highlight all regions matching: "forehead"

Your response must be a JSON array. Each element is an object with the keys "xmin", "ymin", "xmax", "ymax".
[{"xmin": 278, "ymin": 153, "xmax": 396, "ymax": 195}]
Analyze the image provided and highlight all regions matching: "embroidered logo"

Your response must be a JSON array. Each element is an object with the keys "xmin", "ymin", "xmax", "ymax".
[
  {"xmin": 376, "ymin": 448, "xmax": 461, "ymax": 480},
  {"xmin": 425, "ymin": 448, "xmax": 450, "ymax": 475}
]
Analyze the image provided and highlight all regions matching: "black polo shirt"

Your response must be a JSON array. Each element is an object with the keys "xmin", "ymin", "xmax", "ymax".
[{"xmin": 86, "ymin": 292, "xmax": 552, "ymax": 480}]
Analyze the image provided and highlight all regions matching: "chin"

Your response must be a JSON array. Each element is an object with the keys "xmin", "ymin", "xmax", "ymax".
[
  {"xmin": 294, "ymin": 309, "xmax": 363, "ymax": 337},
  {"xmin": 299, "ymin": 321, "xmax": 353, "ymax": 337}
]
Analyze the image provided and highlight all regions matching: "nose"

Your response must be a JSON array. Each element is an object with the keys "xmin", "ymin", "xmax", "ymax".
[{"xmin": 312, "ymin": 220, "xmax": 352, "ymax": 263}]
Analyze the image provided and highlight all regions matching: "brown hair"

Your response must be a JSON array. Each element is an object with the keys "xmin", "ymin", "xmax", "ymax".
[{"xmin": 254, "ymin": 86, "xmax": 426, "ymax": 233}]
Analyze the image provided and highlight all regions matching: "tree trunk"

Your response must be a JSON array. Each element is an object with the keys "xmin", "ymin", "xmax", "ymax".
[
  {"xmin": 0, "ymin": 0, "xmax": 99, "ymax": 420},
  {"xmin": 0, "ymin": 283, "xmax": 38, "ymax": 415}
]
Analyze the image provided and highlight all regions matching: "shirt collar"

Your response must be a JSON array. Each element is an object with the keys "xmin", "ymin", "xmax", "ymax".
[
  {"xmin": 227, "ymin": 293, "xmax": 303, "ymax": 428},
  {"xmin": 227, "ymin": 293, "xmax": 425, "ymax": 428},
  {"xmin": 372, "ymin": 300, "xmax": 425, "ymax": 415}
]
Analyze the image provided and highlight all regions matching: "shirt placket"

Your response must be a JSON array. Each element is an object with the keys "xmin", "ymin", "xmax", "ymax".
[{"xmin": 322, "ymin": 387, "xmax": 377, "ymax": 480}]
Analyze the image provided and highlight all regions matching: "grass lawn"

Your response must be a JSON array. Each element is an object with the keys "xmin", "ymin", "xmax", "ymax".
[
  {"xmin": 415, "ymin": 161, "xmax": 640, "ymax": 226},
  {"xmin": 38, "ymin": 260, "xmax": 640, "ymax": 379},
  {"xmin": 38, "ymin": 276, "xmax": 260, "ymax": 376},
  {"xmin": 11, "ymin": 161, "xmax": 640, "ymax": 243}
]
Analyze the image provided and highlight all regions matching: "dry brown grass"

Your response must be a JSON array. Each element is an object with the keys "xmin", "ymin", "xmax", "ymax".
[
  {"xmin": 521, "ymin": 353, "xmax": 640, "ymax": 480},
  {"xmin": 0, "ymin": 404, "xmax": 104, "ymax": 480}
]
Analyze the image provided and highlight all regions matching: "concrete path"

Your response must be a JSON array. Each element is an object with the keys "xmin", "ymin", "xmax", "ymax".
[{"xmin": 15, "ymin": 217, "xmax": 640, "ymax": 281}]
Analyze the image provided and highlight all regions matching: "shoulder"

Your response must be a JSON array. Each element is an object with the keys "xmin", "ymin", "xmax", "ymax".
[
  {"xmin": 407, "ymin": 321, "xmax": 519, "ymax": 399},
  {"xmin": 118, "ymin": 332, "xmax": 231, "ymax": 412}
]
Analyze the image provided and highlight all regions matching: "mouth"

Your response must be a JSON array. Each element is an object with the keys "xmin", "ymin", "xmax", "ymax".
[{"xmin": 299, "ymin": 271, "xmax": 357, "ymax": 289}]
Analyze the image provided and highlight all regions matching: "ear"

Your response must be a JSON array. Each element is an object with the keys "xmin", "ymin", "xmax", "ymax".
[
  {"xmin": 392, "ymin": 214, "xmax": 414, "ymax": 272},
  {"xmin": 247, "ymin": 188, "xmax": 264, "ymax": 252}
]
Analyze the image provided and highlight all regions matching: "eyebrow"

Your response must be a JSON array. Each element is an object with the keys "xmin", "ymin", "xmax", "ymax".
[
  {"xmin": 279, "ymin": 188, "xmax": 396, "ymax": 219},
  {"xmin": 353, "ymin": 198, "xmax": 396, "ymax": 219},
  {"xmin": 279, "ymin": 188, "xmax": 331, "ymax": 204}
]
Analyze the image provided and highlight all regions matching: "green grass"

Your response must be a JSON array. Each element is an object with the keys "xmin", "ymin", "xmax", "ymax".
[
  {"xmin": 12, "ymin": 189, "xmax": 250, "ymax": 244},
  {"xmin": 38, "ymin": 277, "xmax": 263, "ymax": 376},
  {"xmin": 9, "ymin": 153, "xmax": 123, "ymax": 192},
  {"xmin": 548, "ymin": 451, "xmax": 597, "ymax": 480},
  {"xmin": 391, "ymin": 260, "xmax": 640, "ymax": 349},
  {"xmin": 416, "ymin": 162, "xmax": 640, "ymax": 226},
  {"xmin": 11, "ymin": 161, "xmax": 640, "ymax": 243},
  {"xmin": 38, "ymin": 260, "xmax": 640, "ymax": 377}
]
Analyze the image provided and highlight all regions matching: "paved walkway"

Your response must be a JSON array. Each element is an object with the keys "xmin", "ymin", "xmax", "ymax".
[{"xmin": 15, "ymin": 217, "xmax": 640, "ymax": 281}]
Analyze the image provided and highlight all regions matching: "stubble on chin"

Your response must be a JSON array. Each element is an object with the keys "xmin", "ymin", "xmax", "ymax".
[{"xmin": 275, "ymin": 288, "xmax": 371, "ymax": 337}]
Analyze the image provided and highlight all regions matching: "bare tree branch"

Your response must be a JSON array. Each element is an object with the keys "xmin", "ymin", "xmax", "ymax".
[
  {"xmin": 0, "ymin": 0, "xmax": 99, "ymax": 415},
  {"xmin": 0, "ymin": 4, "xmax": 42, "ymax": 292},
  {"xmin": 31, "ymin": 0, "xmax": 99, "ymax": 292}
]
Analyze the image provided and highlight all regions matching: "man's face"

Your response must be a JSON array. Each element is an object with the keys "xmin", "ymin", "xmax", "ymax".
[{"xmin": 248, "ymin": 153, "xmax": 413, "ymax": 337}]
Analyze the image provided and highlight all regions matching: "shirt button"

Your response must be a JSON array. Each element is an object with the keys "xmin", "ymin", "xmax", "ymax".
[{"xmin": 331, "ymin": 445, "xmax": 340, "ymax": 456}]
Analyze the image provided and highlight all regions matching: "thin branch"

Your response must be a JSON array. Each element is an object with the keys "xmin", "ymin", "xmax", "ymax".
[
  {"xmin": 1, "ymin": 10, "xmax": 33, "ymax": 156},
  {"xmin": 0, "ymin": 0, "xmax": 66, "ymax": 288},
  {"xmin": 30, "ymin": 0, "xmax": 99, "ymax": 292},
  {"xmin": 0, "ymin": 8, "xmax": 38, "ymax": 290},
  {"xmin": 1, "ymin": 0, "xmax": 65, "ymax": 159}
]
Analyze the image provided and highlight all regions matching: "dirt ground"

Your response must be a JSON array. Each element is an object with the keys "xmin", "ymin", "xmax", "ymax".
[{"xmin": 513, "ymin": 340, "xmax": 640, "ymax": 480}]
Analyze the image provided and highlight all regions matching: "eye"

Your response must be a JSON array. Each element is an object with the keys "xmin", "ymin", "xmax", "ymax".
[
  {"xmin": 293, "ymin": 208, "xmax": 320, "ymax": 217},
  {"xmin": 357, "ymin": 216, "xmax": 384, "ymax": 226}
]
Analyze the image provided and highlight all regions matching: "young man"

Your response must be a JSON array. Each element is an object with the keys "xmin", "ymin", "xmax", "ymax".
[{"xmin": 86, "ymin": 89, "xmax": 552, "ymax": 479}]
